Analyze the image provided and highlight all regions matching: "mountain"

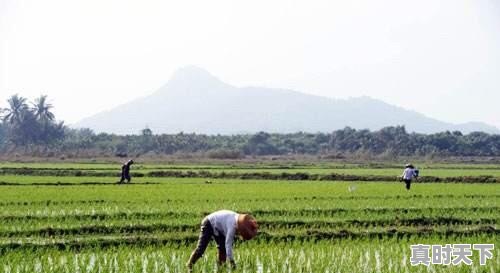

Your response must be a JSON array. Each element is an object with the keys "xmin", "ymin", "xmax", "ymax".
[{"xmin": 75, "ymin": 66, "xmax": 500, "ymax": 135}]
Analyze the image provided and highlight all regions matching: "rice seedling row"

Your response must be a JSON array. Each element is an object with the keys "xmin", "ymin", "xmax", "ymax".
[{"xmin": 0, "ymin": 163, "xmax": 498, "ymax": 272}]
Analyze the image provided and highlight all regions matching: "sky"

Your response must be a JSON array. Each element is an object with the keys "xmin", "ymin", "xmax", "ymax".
[{"xmin": 1, "ymin": 0, "xmax": 499, "ymax": 128}]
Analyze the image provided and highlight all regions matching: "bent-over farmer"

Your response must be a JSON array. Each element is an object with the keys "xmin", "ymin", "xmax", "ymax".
[
  {"xmin": 401, "ymin": 163, "xmax": 418, "ymax": 190},
  {"xmin": 186, "ymin": 210, "xmax": 258, "ymax": 271},
  {"xmin": 118, "ymin": 159, "xmax": 134, "ymax": 183}
]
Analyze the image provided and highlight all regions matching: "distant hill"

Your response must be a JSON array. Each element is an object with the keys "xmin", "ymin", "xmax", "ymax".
[{"xmin": 75, "ymin": 66, "xmax": 499, "ymax": 135}]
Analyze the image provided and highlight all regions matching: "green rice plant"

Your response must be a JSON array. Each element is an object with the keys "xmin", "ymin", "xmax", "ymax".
[{"xmin": 0, "ymin": 162, "xmax": 498, "ymax": 272}]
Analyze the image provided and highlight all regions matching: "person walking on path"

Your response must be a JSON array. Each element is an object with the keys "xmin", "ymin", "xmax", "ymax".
[
  {"xmin": 186, "ymin": 210, "xmax": 258, "ymax": 271},
  {"xmin": 118, "ymin": 159, "xmax": 134, "ymax": 184},
  {"xmin": 401, "ymin": 163, "xmax": 418, "ymax": 190}
]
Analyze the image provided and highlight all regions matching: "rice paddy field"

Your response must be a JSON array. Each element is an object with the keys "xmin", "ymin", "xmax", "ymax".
[{"xmin": 0, "ymin": 161, "xmax": 498, "ymax": 273}]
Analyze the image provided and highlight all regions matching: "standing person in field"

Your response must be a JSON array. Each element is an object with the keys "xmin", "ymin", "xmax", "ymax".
[
  {"xmin": 186, "ymin": 210, "xmax": 258, "ymax": 271},
  {"xmin": 118, "ymin": 159, "xmax": 134, "ymax": 184},
  {"xmin": 401, "ymin": 163, "xmax": 418, "ymax": 190}
]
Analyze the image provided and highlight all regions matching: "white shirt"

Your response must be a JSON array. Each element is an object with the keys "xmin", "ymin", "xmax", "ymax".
[
  {"xmin": 207, "ymin": 210, "xmax": 239, "ymax": 260},
  {"xmin": 402, "ymin": 168, "xmax": 416, "ymax": 180}
]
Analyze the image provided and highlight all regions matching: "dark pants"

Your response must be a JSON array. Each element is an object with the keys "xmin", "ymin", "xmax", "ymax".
[
  {"xmin": 189, "ymin": 218, "xmax": 227, "ymax": 265},
  {"xmin": 120, "ymin": 172, "xmax": 131, "ymax": 183},
  {"xmin": 404, "ymin": 179, "xmax": 411, "ymax": 190}
]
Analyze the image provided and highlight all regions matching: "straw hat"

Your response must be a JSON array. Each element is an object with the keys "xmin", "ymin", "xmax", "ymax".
[{"xmin": 237, "ymin": 214, "xmax": 258, "ymax": 240}]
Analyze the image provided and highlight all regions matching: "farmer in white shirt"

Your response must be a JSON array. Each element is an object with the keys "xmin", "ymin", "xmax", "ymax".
[
  {"xmin": 401, "ymin": 163, "xmax": 418, "ymax": 190},
  {"xmin": 186, "ymin": 210, "xmax": 258, "ymax": 271}
]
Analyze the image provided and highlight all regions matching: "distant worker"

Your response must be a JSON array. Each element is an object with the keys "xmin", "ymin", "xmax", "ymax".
[
  {"xmin": 186, "ymin": 210, "xmax": 258, "ymax": 272},
  {"xmin": 401, "ymin": 163, "xmax": 418, "ymax": 190},
  {"xmin": 118, "ymin": 159, "xmax": 134, "ymax": 184}
]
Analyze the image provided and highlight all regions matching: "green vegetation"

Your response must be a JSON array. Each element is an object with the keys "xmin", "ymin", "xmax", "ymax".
[
  {"xmin": 1, "ymin": 95, "xmax": 500, "ymax": 158},
  {"xmin": 2, "ymin": 238, "xmax": 498, "ymax": 273},
  {"xmin": 1, "ymin": 162, "xmax": 500, "ymax": 184},
  {"xmin": 0, "ymin": 162, "xmax": 498, "ymax": 272},
  {"xmin": 0, "ymin": 95, "xmax": 64, "ymax": 147},
  {"xmin": 11, "ymin": 127, "xmax": 500, "ymax": 157}
]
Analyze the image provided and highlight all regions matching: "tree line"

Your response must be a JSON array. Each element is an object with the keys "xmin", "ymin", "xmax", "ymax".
[
  {"xmin": 1, "ymin": 95, "xmax": 499, "ymax": 158},
  {"xmin": 0, "ymin": 95, "xmax": 65, "ymax": 150}
]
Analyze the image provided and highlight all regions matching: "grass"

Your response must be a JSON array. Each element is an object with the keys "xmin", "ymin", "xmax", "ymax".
[
  {"xmin": 0, "ymin": 162, "xmax": 498, "ymax": 272},
  {"xmin": 1, "ymin": 238, "xmax": 498, "ymax": 273},
  {"xmin": 2, "ymin": 161, "xmax": 500, "ymax": 177}
]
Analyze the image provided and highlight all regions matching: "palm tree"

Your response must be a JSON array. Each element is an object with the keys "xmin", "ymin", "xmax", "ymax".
[
  {"xmin": 33, "ymin": 95, "xmax": 55, "ymax": 122},
  {"xmin": 2, "ymin": 94, "xmax": 29, "ymax": 125}
]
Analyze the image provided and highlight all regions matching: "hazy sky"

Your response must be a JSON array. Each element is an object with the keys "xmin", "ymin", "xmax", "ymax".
[{"xmin": 1, "ymin": 0, "xmax": 499, "ymax": 128}]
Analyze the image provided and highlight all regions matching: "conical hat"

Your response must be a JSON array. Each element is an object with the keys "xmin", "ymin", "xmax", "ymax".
[{"xmin": 237, "ymin": 214, "xmax": 258, "ymax": 240}]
